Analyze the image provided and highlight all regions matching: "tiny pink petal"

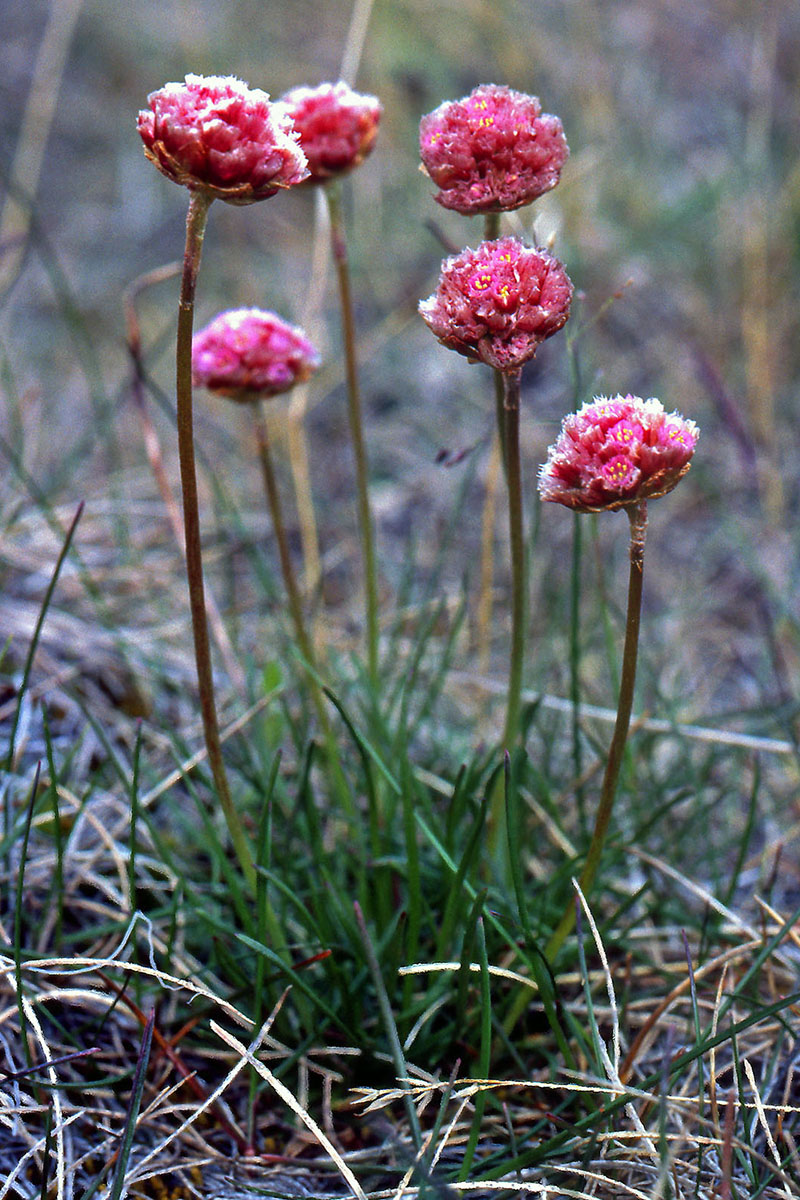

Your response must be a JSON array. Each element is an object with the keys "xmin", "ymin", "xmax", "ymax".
[
  {"xmin": 419, "ymin": 83, "xmax": 568, "ymax": 215},
  {"xmin": 192, "ymin": 308, "xmax": 320, "ymax": 401},
  {"xmin": 279, "ymin": 81, "xmax": 381, "ymax": 181},
  {"xmin": 538, "ymin": 395, "xmax": 699, "ymax": 512},
  {"xmin": 137, "ymin": 74, "xmax": 308, "ymax": 204},
  {"xmin": 419, "ymin": 236, "xmax": 572, "ymax": 372}
]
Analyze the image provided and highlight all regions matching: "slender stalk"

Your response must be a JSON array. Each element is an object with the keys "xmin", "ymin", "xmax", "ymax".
[
  {"xmin": 253, "ymin": 404, "xmax": 355, "ymax": 818},
  {"xmin": 492, "ymin": 368, "xmax": 508, "ymax": 479},
  {"xmin": 176, "ymin": 190, "xmax": 254, "ymax": 889},
  {"xmin": 484, "ymin": 211, "xmax": 501, "ymax": 239},
  {"xmin": 124, "ymin": 265, "xmax": 247, "ymax": 699},
  {"xmin": 483, "ymin": 212, "xmax": 508, "ymax": 479},
  {"xmin": 501, "ymin": 367, "xmax": 526, "ymax": 751},
  {"xmin": 488, "ymin": 368, "xmax": 525, "ymax": 853},
  {"xmin": 286, "ymin": 406, "xmax": 323, "ymax": 641},
  {"xmin": 570, "ymin": 513, "xmax": 587, "ymax": 835},
  {"xmin": 254, "ymin": 405, "xmax": 330, "ymax": 727},
  {"xmin": 477, "ymin": 212, "xmax": 507, "ymax": 698},
  {"xmin": 254, "ymin": 404, "xmax": 317, "ymax": 671},
  {"xmin": 546, "ymin": 499, "xmax": 648, "ymax": 961},
  {"xmin": 287, "ymin": 185, "xmax": 329, "ymax": 646},
  {"xmin": 324, "ymin": 179, "xmax": 379, "ymax": 684},
  {"xmin": 476, "ymin": 434, "xmax": 501, "ymax": 674}
]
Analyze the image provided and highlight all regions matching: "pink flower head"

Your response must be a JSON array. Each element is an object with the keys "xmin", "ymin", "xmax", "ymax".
[
  {"xmin": 192, "ymin": 308, "xmax": 320, "ymax": 401},
  {"xmin": 538, "ymin": 395, "xmax": 699, "ymax": 512},
  {"xmin": 419, "ymin": 236, "xmax": 572, "ymax": 372},
  {"xmin": 419, "ymin": 84, "xmax": 568, "ymax": 215},
  {"xmin": 137, "ymin": 74, "xmax": 309, "ymax": 204},
  {"xmin": 279, "ymin": 81, "xmax": 381, "ymax": 181}
]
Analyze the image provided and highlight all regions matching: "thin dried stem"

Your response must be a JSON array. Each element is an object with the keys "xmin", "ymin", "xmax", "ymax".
[{"xmin": 324, "ymin": 179, "xmax": 379, "ymax": 684}]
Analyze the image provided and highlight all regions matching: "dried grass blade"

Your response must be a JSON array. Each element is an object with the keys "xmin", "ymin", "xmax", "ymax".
[{"xmin": 210, "ymin": 1019, "xmax": 368, "ymax": 1200}]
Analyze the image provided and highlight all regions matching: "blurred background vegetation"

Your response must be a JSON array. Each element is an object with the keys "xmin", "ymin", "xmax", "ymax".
[{"xmin": 1, "ymin": 0, "xmax": 799, "ymax": 858}]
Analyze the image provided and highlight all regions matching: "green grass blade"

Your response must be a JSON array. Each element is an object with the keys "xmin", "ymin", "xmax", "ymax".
[
  {"xmin": 458, "ymin": 915, "xmax": 491, "ymax": 1181},
  {"xmin": 6, "ymin": 502, "xmax": 83, "ymax": 776},
  {"xmin": 107, "ymin": 1008, "xmax": 155, "ymax": 1200},
  {"xmin": 354, "ymin": 901, "xmax": 422, "ymax": 1153},
  {"xmin": 13, "ymin": 761, "xmax": 41, "ymax": 1070}
]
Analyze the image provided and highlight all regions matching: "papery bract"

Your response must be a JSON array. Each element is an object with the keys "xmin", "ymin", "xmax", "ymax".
[
  {"xmin": 419, "ymin": 84, "xmax": 568, "ymax": 215},
  {"xmin": 418, "ymin": 236, "xmax": 572, "ymax": 371},
  {"xmin": 538, "ymin": 395, "xmax": 699, "ymax": 512},
  {"xmin": 279, "ymin": 81, "xmax": 381, "ymax": 181},
  {"xmin": 138, "ymin": 74, "xmax": 308, "ymax": 204},
  {"xmin": 192, "ymin": 308, "xmax": 320, "ymax": 401}
]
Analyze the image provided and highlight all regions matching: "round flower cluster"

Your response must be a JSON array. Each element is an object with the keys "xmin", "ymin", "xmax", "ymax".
[
  {"xmin": 192, "ymin": 308, "xmax": 320, "ymax": 401},
  {"xmin": 419, "ymin": 84, "xmax": 568, "ymax": 215},
  {"xmin": 138, "ymin": 74, "xmax": 308, "ymax": 204},
  {"xmin": 418, "ymin": 236, "xmax": 572, "ymax": 371},
  {"xmin": 538, "ymin": 395, "xmax": 699, "ymax": 512},
  {"xmin": 279, "ymin": 81, "xmax": 381, "ymax": 181}
]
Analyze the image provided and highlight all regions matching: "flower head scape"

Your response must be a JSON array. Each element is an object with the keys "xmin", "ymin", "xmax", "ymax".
[
  {"xmin": 419, "ymin": 236, "xmax": 572, "ymax": 372},
  {"xmin": 538, "ymin": 395, "xmax": 699, "ymax": 512},
  {"xmin": 192, "ymin": 308, "xmax": 320, "ymax": 401},
  {"xmin": 279, "ymin": 81, "xmax": 382, "ymax": 182},
  {"xmin": 138, "ymin": 74, "xmax": 309, "ymax": 203},
  {"xmin": 419, "ymin": 84, "xmax": 568, "ymax": 215}
]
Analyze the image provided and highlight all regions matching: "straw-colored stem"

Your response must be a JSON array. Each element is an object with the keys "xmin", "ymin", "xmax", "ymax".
[
  {"xmin": 176, "ymin": 190, "xmax": 255, "ymax": 890},
  {"xmin": 254, "ymin": 405, "xmax": 317, "ymax": 669},
  {"xmin": 324, "ymin": 179, "xmax": 379, "ymax": 684},
  {"xmin": 254, "ymin": 405, "xmax": 356, "ymax": 819},
  {"xmin": 546, "ymin": 499, "xmax": 647, "ymax": 961},
  {"xmin": 254, "ymin": 405, "xmax": 332, "ymax": 729},
  {"xmin": 286, "ymin": 406, "xmax": 324, "ymax": 642}
]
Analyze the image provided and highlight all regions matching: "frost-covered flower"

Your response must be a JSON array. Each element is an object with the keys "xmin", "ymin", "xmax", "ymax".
[
  {"xmin": 538, "ymin": 395, "xmax": 699, "ymax": 512},
  {"xmin": 419, "ymin": 84, "xmax": 568, "ymax": 215},
  {"xmin": 419, "ymin": 236, "xmax": 572, "ymax": 371},
  {"xmin": 192, "ymin": 308, "xmax": 320, "ymax": 401},
  {"xmin": 279, "ymin": 81, "xmax": 381, "ymax": 181},
  {"xmin": 138, "ymin": 74, "xmax": 308, "ymax": 204}
]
